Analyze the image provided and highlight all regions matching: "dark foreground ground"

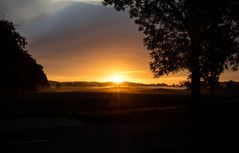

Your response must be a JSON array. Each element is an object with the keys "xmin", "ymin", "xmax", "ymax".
[{"xmin": 0, "ymin": 87, "xmax": 239, "ymax": 153}]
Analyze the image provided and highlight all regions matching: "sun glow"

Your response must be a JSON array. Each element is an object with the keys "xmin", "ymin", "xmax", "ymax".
[{"xmin": 111, "ymin": 75, "xmax": 124, "ymax": 84}]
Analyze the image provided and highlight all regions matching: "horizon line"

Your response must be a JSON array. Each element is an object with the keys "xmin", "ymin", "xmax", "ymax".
[{"xmin": 48, "ymin": 80, "xmax": 170, "ymax": 85}]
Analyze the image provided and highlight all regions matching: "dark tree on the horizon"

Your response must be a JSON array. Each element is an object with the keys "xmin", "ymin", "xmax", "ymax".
[
  {"xmin": 103, "ymin": 0, "xmax": 239, "ymax": 107},
  {"xmin": 0, "ymin": 19, "xmax": 50, "ymax": 92}
]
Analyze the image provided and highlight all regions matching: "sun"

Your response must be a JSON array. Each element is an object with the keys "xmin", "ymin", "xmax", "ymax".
[{"xmin": 111, "ymin": 75, "xmax": 124, "ymax": 84}]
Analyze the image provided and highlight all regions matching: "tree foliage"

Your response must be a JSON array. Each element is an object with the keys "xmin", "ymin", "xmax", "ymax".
[
  {"xmin": 198, "ymin": 1, "xmax": 239, "ymax": 83},
  {"xmin": 0, "ymin": 19, "xmax": 50, "ymax": 92},
  {"xmin": 103, "ymin": 0, "xmax": 239, "ymax": 101}
]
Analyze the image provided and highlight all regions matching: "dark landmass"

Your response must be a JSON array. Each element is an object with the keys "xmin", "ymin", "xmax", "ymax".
[
  {"xmin": 0, "ymin": 87, "xmax": 239, "ymax": 152},
  {"xmin": 49, "ymin": 80, "xmax": 170, "ymax": 88},
  {"xmin": 49, "ymin": 80, "xmax": 239, "ymax": 89}
]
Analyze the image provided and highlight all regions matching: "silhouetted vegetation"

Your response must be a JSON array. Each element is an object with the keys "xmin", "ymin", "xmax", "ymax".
[
  {"xmin": 48, "ymin": 81, "xmax": 170, "ymax": 88},
  {"xmin": 225, "ymin": 80, "xmax": 239, "ymax": 89},
  {"xmin": 0, "ymin": 19, "xmax": 49, "ymax": 92},
  {"xmin": 103, "ymin": 0, "xmax": 239, "ymax": 106}
]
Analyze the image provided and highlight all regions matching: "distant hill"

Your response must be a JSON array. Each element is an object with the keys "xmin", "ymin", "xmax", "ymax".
[
  {"xmin": 49, "ymin": 80, "xmax": 239, "ymax": 89},
  {"xmin": 48, "ymin": 81, "xmax": 169, "ymax": 88},
  {"xmin": 219, "ymin": 81, "xmax": 239, "ymax": 88}
]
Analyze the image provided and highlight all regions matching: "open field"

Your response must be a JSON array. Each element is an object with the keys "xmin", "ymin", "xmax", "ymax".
[
  {"xmin": 0, "ymin": 87, "xmax": 238, "ymax": 119},
  {"xmin": 0, "ymin": 87, "xmax": 191, "ymax": 119},
  {"xmin": 0, "ymin": 87, "xmax": 239, "ymax": 152}
]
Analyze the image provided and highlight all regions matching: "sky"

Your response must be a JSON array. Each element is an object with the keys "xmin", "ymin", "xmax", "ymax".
[{"xmin": 1, "ymin": 0, "xmax": 239, "ymax": 84}]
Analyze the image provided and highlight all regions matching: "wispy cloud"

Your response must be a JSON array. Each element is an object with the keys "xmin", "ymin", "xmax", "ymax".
[
  {"xmin": 3, "ymin": 0, "xmax": 237, "ymax": 84},
  {"xmin": 50, "ymin": 0, "xmax": 102, "ymax": 4},
  {"xmin": 0, "ymin": 0, "xmax": 70, "ymax": 22}
]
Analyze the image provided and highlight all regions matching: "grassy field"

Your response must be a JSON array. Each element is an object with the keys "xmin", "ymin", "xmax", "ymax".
[
  {"xmin": 1, "ymin": 87, "xmax": 239, "ymax": 152},
  {"xmin": 0, "ymin": 87, "xmax": 239, "ymax": 122},
  {"xmin": 0, "ymin": 87, "xmax": 191, "ymax": 121}
]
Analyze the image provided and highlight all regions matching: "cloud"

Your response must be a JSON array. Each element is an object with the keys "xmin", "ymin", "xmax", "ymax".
[
  {"xmin": 51, "ymin": 0, "xmax": 102, "ymax": 3},
  {"xmin": 0, "ymin": 0, "xmax": 158, "ymax": 83},
  {"xmin": 0, "ymin": 0, "xmax": 69, "ymax": 22},
  {"xmin": 1, "ymin": 0, "xmax": 239, "ymax": 83},
  {"xmin": 3, "ymin": 1, "xmax": 148, "ymax": 81}
]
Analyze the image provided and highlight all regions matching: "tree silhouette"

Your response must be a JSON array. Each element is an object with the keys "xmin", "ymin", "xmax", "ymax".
[
  {"xmin": 103, "ymin": 0, "xmax": 239, "ymax": 106},
  {"xmin": 199, "ymin": 2, "xmax": 239, "ymax": 103},
  {"xmin": 0, "ymin": 19, "xmax": 50, "ymax": 92}
]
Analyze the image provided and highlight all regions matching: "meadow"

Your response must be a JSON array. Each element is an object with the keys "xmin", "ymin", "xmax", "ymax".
[
  {"xmin": 0, "ymin": 87, "xmax": 190, "ymax": 120},
  {"xmin": 1, "ymin": 87, "xmax": 239, "ymax": 153},
  {"xmin": 0, "ymin": 86, "xmax": 238, "ymax": 123}
]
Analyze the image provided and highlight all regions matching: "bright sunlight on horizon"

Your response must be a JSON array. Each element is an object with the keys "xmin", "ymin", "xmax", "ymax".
[
  {"xmin": 111, "ymin": 75, "xmax": 124, "ymax": 84},
  {"xmin": 2, "ymin": 0, "xmax": 239, "ymax": 85}
]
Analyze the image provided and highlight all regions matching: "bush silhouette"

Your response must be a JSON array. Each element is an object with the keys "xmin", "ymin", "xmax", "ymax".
[{"xmin": 0, "ymin": 19, "xmax": 50, "ymax": 92}]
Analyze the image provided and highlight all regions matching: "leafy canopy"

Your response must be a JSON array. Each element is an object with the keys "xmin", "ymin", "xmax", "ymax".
[
  {"xmin": 103, "ymin": 0, "xmax": 239, "ymax": 82},
  {"xmin": 0, "ymin": 19, "xmax": 50, "ymax": 92}
]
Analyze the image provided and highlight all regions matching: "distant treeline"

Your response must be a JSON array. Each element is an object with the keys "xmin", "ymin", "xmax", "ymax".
[
  {"xmin": 49, "ymin": 81, "xmax": 169, "ymax": 88},
  {"xmin": 179, "ymin": 80, "xmax": 239, "ymax": 89},
  {"xmin": 49, "ymin": 80, "xmax": 239, "ymax": 89}
]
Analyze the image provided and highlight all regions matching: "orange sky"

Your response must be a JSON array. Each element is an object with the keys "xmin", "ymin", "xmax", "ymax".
[{"xmin": 1, "ymin": 0, "xmax": 239, "ymax": 84}]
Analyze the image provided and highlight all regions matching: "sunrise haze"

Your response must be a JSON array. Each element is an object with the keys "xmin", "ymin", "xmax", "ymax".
[{"xmin": 1, "ymin": 0, "xmax": 238, "ymax": 84}]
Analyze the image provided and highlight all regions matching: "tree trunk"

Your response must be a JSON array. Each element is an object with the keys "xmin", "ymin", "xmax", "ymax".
[
  {"xmin": 191, "ymin": 43, "xmax": 201, "ymax": 113},
  {"xmin": 209, "ymin": 75, "xmax": 215, "ymax": 145},
  {"xmin": 190, "ymin": 40, "xmax": 202, "ymax": 134},
  {"xmin": 191, "ymin": 69, "xmax": 201, "ymax": 108},
  {"xmin": 191, "ymin": 59, "xmax": 201, "ymax": 122},
  {"xmin": 209, "ymin": 78, "xmax": 214, "ymax": 107}
]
